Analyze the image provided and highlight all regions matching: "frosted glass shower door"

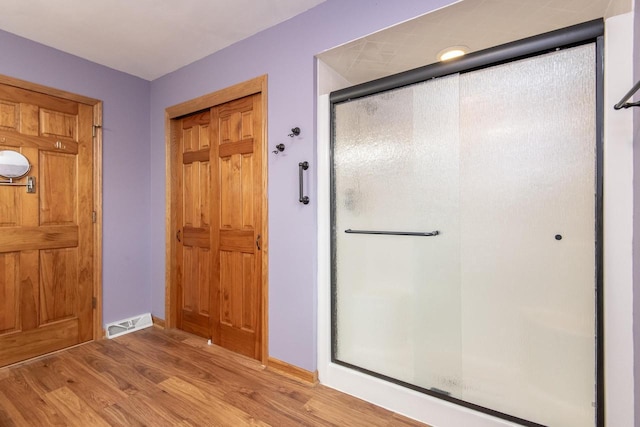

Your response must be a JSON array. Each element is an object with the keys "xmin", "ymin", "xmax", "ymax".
[
  {"xmin": 457, "ymin": 45, "xmax": 596, "ymax": 426},
  {"xmin": 332, "ymin": 43, "xmax": 597, "ymax": 426},
  {"xmin": 333, "ymin": 74, "xmax": 463, "ymax": 392}
]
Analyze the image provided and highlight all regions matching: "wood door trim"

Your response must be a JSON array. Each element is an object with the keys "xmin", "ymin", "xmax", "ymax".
[
  {"xmin": 165, "ymin": 75, "xmax": 269, "ymax": 364},
  {"xmin": 93, "ymin": 101, "xmax": 104, "ymax": 339},
  {"xmin": 0, "ymin": 75, "xmax": 101, "ymax": 106},
  {"xmin": 165, "ymin": 113, "xmax": 178, "ymax": 329},
  {"xmin": 166, "ymin": 77, "xmax": 264, "ymax": 118},
  {"xmin": 0, "ymin": 74, "xmax": 103, "ymax": 341}
]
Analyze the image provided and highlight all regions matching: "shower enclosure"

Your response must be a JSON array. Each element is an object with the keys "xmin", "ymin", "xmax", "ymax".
[{"xmin": 330, "ymin": 24, "xmax": 602, "ymax": 427}]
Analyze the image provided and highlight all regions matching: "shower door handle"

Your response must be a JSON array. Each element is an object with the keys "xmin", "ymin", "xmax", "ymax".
[
  {"xmin": 345, "ymin": 229, "xmax": 440, "ymax": 237},
  {"xmin": 299, "ymin": 161, "xmax": 310, "ymax": 205}
]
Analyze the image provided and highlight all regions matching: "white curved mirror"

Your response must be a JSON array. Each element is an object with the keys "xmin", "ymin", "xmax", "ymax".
[{"xmin": 0, "ymin": 150, "xmax": 31, "ymax": 179}]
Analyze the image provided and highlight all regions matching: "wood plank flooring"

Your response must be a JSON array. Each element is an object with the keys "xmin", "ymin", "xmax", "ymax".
[{"xmin": 0, "ymin": 327, "xmax": 429, "ymax": 426}]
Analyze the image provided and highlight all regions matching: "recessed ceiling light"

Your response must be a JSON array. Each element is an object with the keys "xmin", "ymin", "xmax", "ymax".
[{"xmin": 438, "ymin": 46, "xmax": 469, "ymax": 62}]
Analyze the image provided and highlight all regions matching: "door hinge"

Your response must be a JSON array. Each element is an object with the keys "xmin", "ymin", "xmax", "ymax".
[
  {"xmin": 92, "ymin": 296, "xmax": 97, "ymax": 309},
  {"xmin": 92, "ymin": 124, "xmax": 102, "ymax": 137},
  {"xmin": 92, "ymin": 211, "xmax": 97, "ymax": 223}
]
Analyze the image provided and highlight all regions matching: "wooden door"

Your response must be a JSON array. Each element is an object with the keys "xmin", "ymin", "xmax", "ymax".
[
  {"xmin": 0, "ymin": 83, "xmax": 94, "ymax": 367},
  {"xmin": 170, "ymin": 77, "xmax": 266, "ymax": 362},
  {"xmin": 211, "ymin": 94, "xmax": 263, "ymax": 360},
  {"xmin": 176, "ymin": 110, "xmax": 212, "ymax": 337}
]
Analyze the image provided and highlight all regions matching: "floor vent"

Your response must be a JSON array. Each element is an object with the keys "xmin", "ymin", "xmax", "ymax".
[{"xmin": 105, "ymin": 313, "xmax": 153, "ymax": 339}]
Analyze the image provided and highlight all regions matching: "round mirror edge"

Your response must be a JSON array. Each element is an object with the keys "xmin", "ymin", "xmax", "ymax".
[{"xmin": 0, "ymin": 149, "xmax": 31, "ymax": 179}]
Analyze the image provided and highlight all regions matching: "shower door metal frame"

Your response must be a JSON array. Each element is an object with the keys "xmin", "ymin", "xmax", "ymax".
[{"xmin": 329, "ymin": 19, "xmax": 604, "ymax": 427}]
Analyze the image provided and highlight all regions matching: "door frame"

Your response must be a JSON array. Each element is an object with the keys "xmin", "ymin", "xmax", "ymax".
[
  {"xmin": 0, "ymin": 73, "xmax": 104, "ymax": 341},
  {"xmin": 165, "ymin": 75, "xmax": 269, "ymax": 364}
]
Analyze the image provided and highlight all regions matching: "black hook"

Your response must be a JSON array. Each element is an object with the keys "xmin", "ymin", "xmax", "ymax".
[
  {"xmin": 272, "ymin": 143, "xmax": 285, "ymax": 154},
  {"xmin": 288, "ymin": 127, "xmax": 301, "ymax": 137}
]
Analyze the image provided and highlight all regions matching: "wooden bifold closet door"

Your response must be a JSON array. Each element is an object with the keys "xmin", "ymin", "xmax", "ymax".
[{"xmin": 176, "ymin": 93, "xmax": 263, "ymax": 361}]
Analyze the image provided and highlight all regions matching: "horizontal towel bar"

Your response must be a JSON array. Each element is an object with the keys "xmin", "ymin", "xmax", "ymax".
[{"xmin": 344, "ymin": 229, "xmax": 440, "ymax": 237}]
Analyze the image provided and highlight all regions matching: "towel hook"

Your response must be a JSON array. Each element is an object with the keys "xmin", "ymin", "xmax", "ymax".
[
  {"xmin": 288, "ymin": 127, "xmax": 301, "ymax": 137},
  {"xmin": 273, "ymin": 127, "xmax": 302, "ymax": 155}
]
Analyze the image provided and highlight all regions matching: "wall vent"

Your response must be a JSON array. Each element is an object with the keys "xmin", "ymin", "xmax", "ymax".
[{"xmin": 105, "ymin": 313, "xmax": 153, "ymax": 339}]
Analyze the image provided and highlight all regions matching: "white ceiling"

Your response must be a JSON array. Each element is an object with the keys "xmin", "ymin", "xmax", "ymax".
[
  {"xmin": 318, "ymin": 0, "xmax": 632, "ymax": 85},
  {"xmin": 0, "ymin": 0, "xmax": 326, "ymax": 80},
  {"xmin": 0, "ymin": 0, "xmax": 631, "ymax": 84}
]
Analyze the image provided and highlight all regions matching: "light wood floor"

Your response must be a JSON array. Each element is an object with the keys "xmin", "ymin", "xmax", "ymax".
[{"xmin": 0, "ymin": 327, "xmax": 429, "ymax": 426}]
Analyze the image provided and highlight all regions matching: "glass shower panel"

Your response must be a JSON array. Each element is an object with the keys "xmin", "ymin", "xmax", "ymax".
[
  {"xmin": 333, "ymin": 75, "xmax": 463, "ymax": 394},
  {"xmin": 332, "ymin": 43, "xmax": 597, "ymax": 427},
  {"xmin": 458, "ymin": 44, "xmax": 596, "ymax": 426}
]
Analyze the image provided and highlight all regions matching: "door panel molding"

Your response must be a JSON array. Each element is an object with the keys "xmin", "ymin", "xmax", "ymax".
[{"xmin": 165, "ymin": 75, "xmax": 268, "ymax": 364}]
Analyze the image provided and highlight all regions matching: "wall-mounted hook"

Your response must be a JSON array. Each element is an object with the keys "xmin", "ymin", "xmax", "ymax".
[
  {"xmin": 288, "ymin": 127, "xmax": 301, "ymax": 137},
  {"xmin": 272, "ymin": 143, "xmax": 285, "ymax": 154}
]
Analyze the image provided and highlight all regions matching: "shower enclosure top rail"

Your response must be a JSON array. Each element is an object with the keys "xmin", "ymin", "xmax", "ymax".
[
  {"xmin": 614, "ymin": 79, "xmax": 640, "ymax": 109},
  {"xmin": 344, "ymin": 229, "xmax": 440, "ymax": 237}
]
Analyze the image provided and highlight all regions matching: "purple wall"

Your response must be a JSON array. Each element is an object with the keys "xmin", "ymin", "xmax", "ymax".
[
  {"xmin": 0, "ymin": 0, "xmax": 457, "ymax": 371},
  {"xmin": 1, "ymin": 0, "xmax": 633, "ymax": 378},
  {"xmin": 0, "ymin": 30, "xmax": 152, "ymax": 326},
  {"xmin": 150, "ymin": 0, "xmax": 456, "ymax": 370},
  {"xmin": 634, "ymin": 2, "xmax": 640, "ymax": 425}
]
